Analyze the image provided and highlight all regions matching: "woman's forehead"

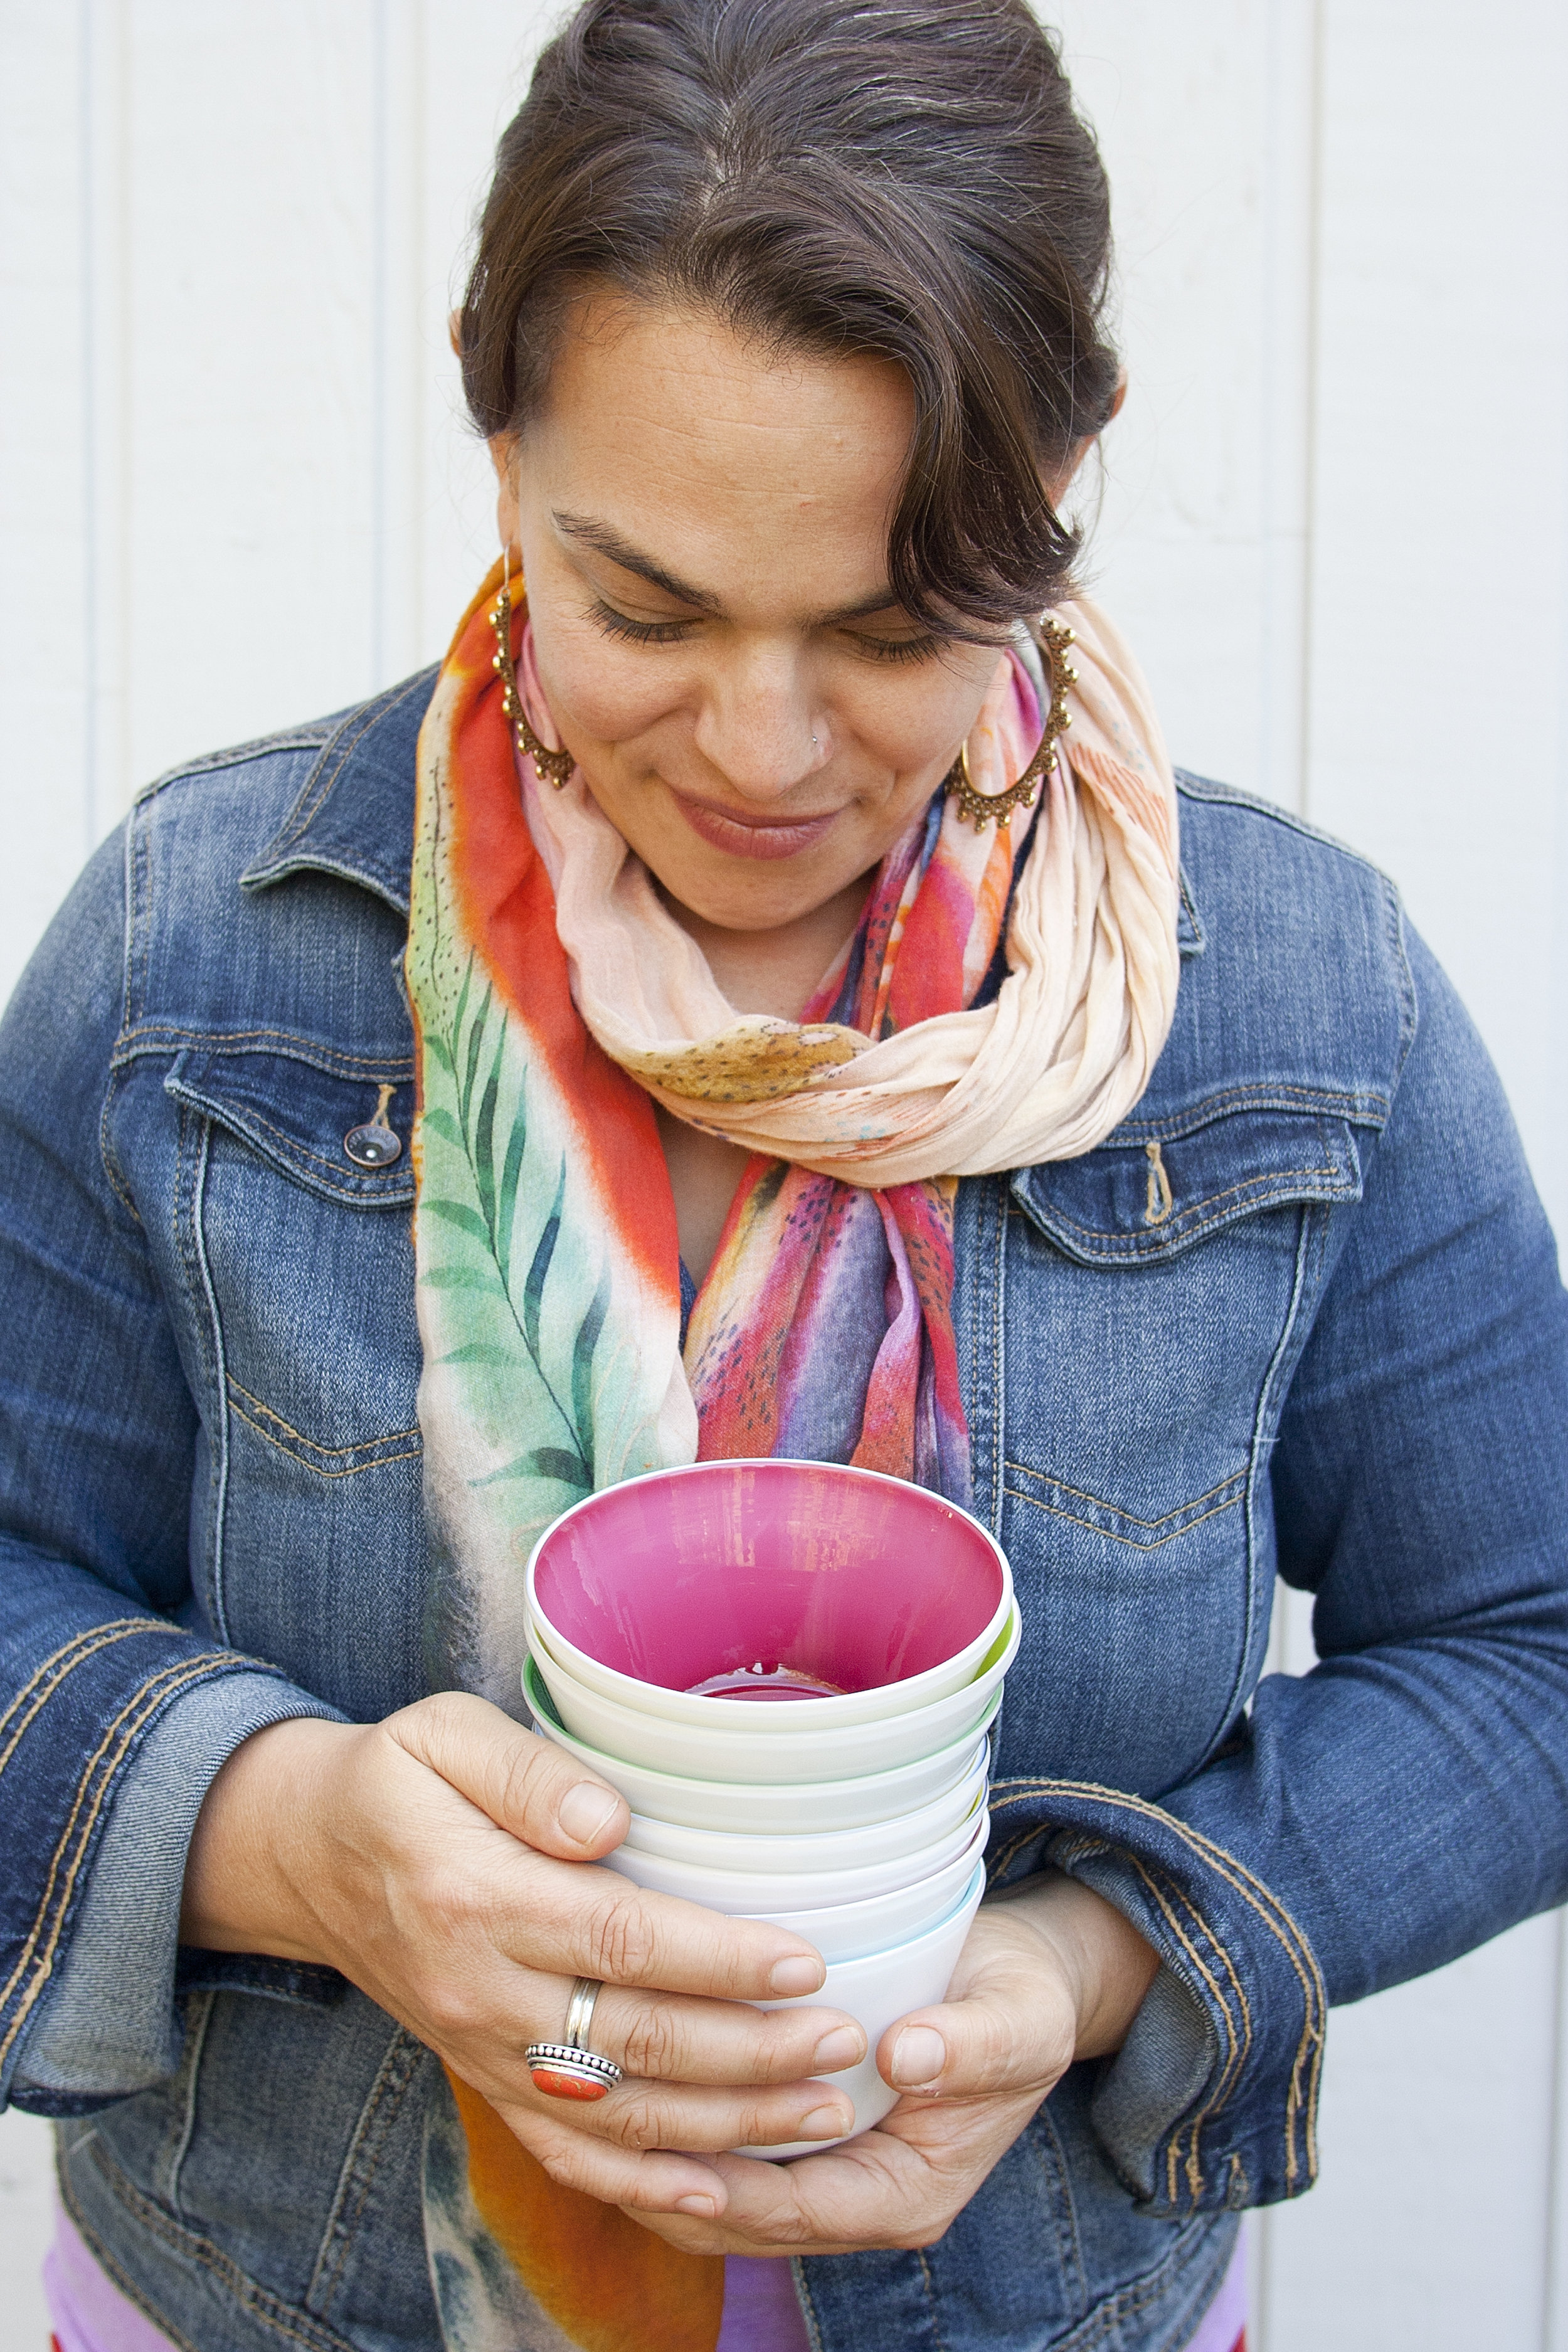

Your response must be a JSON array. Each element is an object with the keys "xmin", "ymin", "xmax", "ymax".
[{"xmin": 523, "ymin": 295, "xmax": 915, "ymax": 611}]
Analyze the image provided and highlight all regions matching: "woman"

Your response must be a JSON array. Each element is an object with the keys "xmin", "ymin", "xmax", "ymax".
[{"xmin": 4, "ymin": 3, "xmax": 1565, "ymax": 2348}]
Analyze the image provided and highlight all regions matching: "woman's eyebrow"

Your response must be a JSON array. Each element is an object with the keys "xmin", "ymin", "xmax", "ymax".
[
  {"xmin": 551, "ymin": 510, "xmax": 902, "ymax": 627},
  {"xmin": 552, "ymin": 512, "xmax": 721, "ymax": 612}
]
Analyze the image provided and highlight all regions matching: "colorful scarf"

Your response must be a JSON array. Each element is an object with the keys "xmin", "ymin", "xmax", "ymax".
[{"xmin": 405, "ymin": 562, "xmax": 1179, "ymax": 2349}]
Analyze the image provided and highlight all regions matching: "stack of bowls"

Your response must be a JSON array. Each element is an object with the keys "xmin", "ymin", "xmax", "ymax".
[{"xmin": 524, "ymin": 1458, "xmax": 1020, "ymax": 2153}]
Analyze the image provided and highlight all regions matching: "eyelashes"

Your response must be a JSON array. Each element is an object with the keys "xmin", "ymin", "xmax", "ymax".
[
  {"xmin": 589, "ymin": 599, "xmax": 692, "ymax": 647},
  {"xmin": 853, "ymin": 632, "xmax": 943, "ymax": 667},
  {"xmin": 586, "ymin": 597, "xmax": 941, "ymax": 667}
]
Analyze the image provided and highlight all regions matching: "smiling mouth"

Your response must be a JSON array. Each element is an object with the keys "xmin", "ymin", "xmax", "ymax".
[{"xmin": 669, "ymin": 788, "xmax": 842, "ymax": 861}]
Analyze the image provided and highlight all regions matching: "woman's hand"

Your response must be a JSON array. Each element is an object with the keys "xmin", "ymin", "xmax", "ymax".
[
  {"xmin": 181, "ymin": 1695, "xmax": 867, "ymax": 2222},
  {"xmin": 621, "ymin": 1873, "xmax": 1160, "ymax": 2257}
]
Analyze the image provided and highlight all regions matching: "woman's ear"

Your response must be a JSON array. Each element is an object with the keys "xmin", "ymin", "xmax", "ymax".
[
  {"xmin": 1049, "ymin": 371, "xmax": 1128, "ymax": 505},
  {"xmin": 489, "ymin": 433, "xmax": 522, "ymax": 558}
]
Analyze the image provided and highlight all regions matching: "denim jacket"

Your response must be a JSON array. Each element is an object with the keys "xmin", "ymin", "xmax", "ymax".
[{"xmin": 3, "ymin": 669, "xmax": 1566, "ymax": 2352}]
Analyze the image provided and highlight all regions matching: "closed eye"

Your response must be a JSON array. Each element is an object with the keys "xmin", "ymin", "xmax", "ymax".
[
  {"xmin": 589, "ymin": 598, "xmax": 696, "ymax": 647},
  {"xmin": 846, "ymin": 630, "xmax": 943, "ymax": 665}
]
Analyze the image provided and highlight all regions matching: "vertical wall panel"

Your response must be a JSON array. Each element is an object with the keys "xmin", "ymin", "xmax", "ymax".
[
  {"xmin": 1053, "ymin": 2, "xmax": 1279, "ymax": 796},
  {"xmin": 371, "ymin": 0, "xmax": 427, "ymax": 688},
  {"xmin": 1261, "ymin": 1916, "xmax": 1560, "ymax": 2349},
  {"xmin": 0, "ymin": 3, "xmax": 90, "ymax": 1007},
  {"xmin": 121, "ymin": 3, "xmax": 379, "ymax": 785},
  {"xmin": 0, "ymin": 2109, "xmax": 53, "ymax": 2343},
  {"xmin": 1, "ymin": 6, "xmax": 1565, "ymax": 2343},
  {"xmin": 415, "ymin": 3, "xmax": 553, "ymax": 654},
  {"xmin": 1305, "ymin": 0, "xmax": 1568, "ymax": 1240}
]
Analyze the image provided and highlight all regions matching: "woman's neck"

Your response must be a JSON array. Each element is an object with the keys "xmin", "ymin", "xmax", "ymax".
[
  {"xmin": 655, "ymin": 868, "xmax": 872, "ymax": 1285},
  {"xmin": 660, "ymin": 869, "xmax": 871, "ymax": 1021}
]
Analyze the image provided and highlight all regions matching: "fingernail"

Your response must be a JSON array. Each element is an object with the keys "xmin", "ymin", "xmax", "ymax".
[
  {"xmin": 812, "ymin": 2026, "xmax": 864, "ymax": 2070},
  {"xmin": 675, "ymin": 2193, "xmax": 718, "ymax": 2217},
  {"xmin": 891, "ymin": 2026, "xmax": 946, "ymax": 2088},
  {"xmin": 800, "ymin": 2105, "xmax": 848, "ymax": 2140},
  {"xmin": 559, "ymin": 1783, "xmax": 622, "ymax": 1846},
  {"xmin": 769, "ymin": 1954, "xmax": 824, "ymax": 1996}
]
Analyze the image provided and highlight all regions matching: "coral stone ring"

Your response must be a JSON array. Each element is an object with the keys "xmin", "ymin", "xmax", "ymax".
[{"xmin": 526, "ymin": 1978, "xmax": 623, "ymax": 2102}]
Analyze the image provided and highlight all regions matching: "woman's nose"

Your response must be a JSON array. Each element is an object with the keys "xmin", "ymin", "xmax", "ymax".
[{"xmin": 690, "ymin": 645, "xmax": 829, "ymax": 801}]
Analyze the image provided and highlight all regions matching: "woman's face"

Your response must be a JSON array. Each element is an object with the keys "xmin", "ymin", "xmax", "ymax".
[{"xmin": 494, "ymin": 294, "xmax": 1003, "ymax": 937}]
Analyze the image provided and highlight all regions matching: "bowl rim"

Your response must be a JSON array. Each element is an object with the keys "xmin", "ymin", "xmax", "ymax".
[
  {"xmin": 525, "ymin": 1456, "xmax": 1014, "ymax": 1729},
  {"xmin": 737, "ymin": 1824, "xmax": 988, "ymax": 1934},
  {"xmin": 620, "ymin": 1757, "xmax": 988, "ymax": 1863},
  {"xmin": 771, "ymin": 1856, "xmax": 988, "ymax": 1988},
  {"xmin": 526, "ymin": 1607, "xmax": 1020, "ymax": 1762},
  {"xmin": 523, "ymin": 1653, "xmax": 999, "ymax": 1803},
  {"xmin": 524, "ymin": 1632, "xmax": 1014, "ymax": 1786},
  {"xmin": 608, "ymin": 1803, "xmax": 990, "ymax": 1910}
]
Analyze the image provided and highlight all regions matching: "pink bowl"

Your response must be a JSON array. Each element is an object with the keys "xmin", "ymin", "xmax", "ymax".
[{"xmin": 527, "ymin": 1458, "xmax": 1010, "ymax": 1710}]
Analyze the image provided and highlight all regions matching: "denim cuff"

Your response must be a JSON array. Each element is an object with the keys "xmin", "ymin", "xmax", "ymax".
[
  {"xmin": 985, "ymin": 1777, "xmax": 1325, "ymax": 2212},
  {"xmin": 7, "ymin": 1666, "xmax": 343, "ymax": 2111}
]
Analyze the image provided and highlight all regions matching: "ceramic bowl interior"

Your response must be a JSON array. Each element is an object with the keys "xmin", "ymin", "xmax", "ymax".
[
  {"xmin": 620, "ymin": 1756, "xmax": 988, "ymax": 1870},
  {"xmin": 524, "ymin": 1656, "xmax": 990, "ymax": 1831},
  {"xmin": 527, "ymin": 1458, "xmax": 1009, "ymax": 1710},
  {"xmin": 526, "ymin": 1611, "xmax": 1017, "ymax": 1785}
]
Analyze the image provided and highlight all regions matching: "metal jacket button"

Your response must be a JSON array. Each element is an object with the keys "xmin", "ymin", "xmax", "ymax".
[{"xmin": 344, "ymin": 1084, "xmax": 402, "ymax": 1168}]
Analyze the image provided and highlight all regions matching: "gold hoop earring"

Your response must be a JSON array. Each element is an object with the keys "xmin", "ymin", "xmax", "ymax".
[
  {"xmin": 943, "ymin": 615, "xmax": 1078, "ymax": 832},
  {"xmin": 489, "ymin": 550, "xmax": 575, "ymax": 790}
]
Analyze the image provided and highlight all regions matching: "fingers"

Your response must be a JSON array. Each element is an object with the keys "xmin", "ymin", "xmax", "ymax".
[
  {"xmin": 386, "ymin": 1698, "xmax": 828, "ymax": 2001},
  {"xmin": 593, "ymin": 1986, "xmax": 866, "ymax": 2088},
  {"xmin": 879, "ymin": 1939, "xmax": 1076, "ymax": 2102},
  {"xmin": 625, "ymin": 2080, "xmax": 1049, "ymax": 2259},
  {"xmin": 526, "ymin": 2070, "xmax": 857, "ymax": 2158},
  {"xmin": 386, "ymin": 1692, "xmax": 629, "ymax": 1858},
  {"xmin": 626, "ymin": 2128, "xmax": 936, "ymax": 2256},
  {"xmin": 499, "ymin": 2100, "xmax": 733, "ymax": 2220},
  {"xmin": 502, "ymin": 1862, "xmax": 827, "ymax": 2001}
]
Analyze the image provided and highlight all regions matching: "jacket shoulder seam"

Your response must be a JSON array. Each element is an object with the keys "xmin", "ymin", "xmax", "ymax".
[
  {"xmin": 1175, "ymin": 771, "xmax": 1391, "ymax": 882},
  {"xmin": 1175, "ymin": 771, "xmax": 1417, "ymax": 1099},
  {"xmin": 132, "ymin": 725, "xmax": 337, "ymax": 806}
]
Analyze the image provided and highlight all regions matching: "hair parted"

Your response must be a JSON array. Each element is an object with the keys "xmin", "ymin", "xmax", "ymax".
[{"xmin": 460, "ymin": 0, "xmax": 1118, "ymax": 634}]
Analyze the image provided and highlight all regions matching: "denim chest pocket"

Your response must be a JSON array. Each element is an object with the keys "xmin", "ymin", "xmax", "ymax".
[
  {"xmin": 988, "ymin": 1102, "xmax": 1365, "ymax": 1798},
  {"xmin": 164, "ymin": 1046, "xmax": 429, "ymax": 1717}
]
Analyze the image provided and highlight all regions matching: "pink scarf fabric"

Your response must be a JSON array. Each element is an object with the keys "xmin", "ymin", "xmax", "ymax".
[{"xmin": 509, "ymin": 601, "xmax": 1179, "ymax": 1510}]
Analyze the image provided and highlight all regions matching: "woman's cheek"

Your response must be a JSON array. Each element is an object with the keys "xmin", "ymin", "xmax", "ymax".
[
  {"xmin": 826, "ymin": 658, "xmax": 990, "ymax": 776},
  {"xmin": 532, "ymin": 617, "xmax": 692, "ymax": 746}
]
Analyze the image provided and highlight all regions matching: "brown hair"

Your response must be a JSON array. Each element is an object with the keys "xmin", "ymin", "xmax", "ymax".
[{"xmin": 460, "ymin": 0, "xmax": 1118, "ymax": 634}]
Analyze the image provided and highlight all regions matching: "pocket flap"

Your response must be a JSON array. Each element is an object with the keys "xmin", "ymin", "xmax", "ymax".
[
  {"xmin": 165, "ymin": 1047, "xmax": 416, "ymax": 1207},
  {"xmin": 1011, "ymin": 1106, "xmax": 1364, "ymax": 1265}
]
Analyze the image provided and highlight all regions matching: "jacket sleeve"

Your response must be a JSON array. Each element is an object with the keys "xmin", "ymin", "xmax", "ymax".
[
  {"xmin": 0, "ymin": 832, "xmax": 344, "ymax": 2116},
  {"xmin": 988, "ymin": 923, "xmax": 1568, "ymax": 2213}
]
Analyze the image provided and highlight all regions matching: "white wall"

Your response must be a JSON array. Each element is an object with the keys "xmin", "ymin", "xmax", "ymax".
[{"xmin": 2, "ymin": 5, "xmax": 1565, "ymax": 2343}]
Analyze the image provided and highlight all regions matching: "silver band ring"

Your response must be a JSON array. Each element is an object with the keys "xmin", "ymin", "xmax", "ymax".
[{"xmin": 527, "ymin": 1976, "xmax": 623, "ymax": 2104}]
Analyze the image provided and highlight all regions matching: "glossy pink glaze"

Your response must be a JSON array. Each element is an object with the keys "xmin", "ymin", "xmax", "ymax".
[{"xmin": 530, "ymin": 1459, "xmax": 1005, "ymax": 1697}]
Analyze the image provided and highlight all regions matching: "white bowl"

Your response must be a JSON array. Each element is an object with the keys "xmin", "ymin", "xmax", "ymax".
[
  {"xmin": 741, "ymin": 1861, "xmax": 988, "ymax": 2157},
  {"xmin": 529, "ymin": 1591, "xmax": 1014, "ymax": 1729},
  {"xmin": 526, "ymin": 1458, "xmax": 1015, "ymax": 1732},
  {"xmin": 737, "ymin": 1821, "xmax": 987, "ymax": 1962},
  {"xmin": 526, "ymin": 1611, "xmax": 1019, "ymax": 1785},
  {"xmin": 524, "ymin": 1658, "xmax": 992, "ymax": 1832},
  {"xmin": 606, "ymin": 1803, "xmax": 989, "ymax": 1914},
  {"xmin": 620, "ymin": 1752, "xmax": 989, "ymax": 1872}
]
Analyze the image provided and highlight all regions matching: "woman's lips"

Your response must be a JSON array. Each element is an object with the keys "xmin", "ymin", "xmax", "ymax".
[{"xmin": 669, "ymin": 788, "xmax": 841, "ymax": 861}]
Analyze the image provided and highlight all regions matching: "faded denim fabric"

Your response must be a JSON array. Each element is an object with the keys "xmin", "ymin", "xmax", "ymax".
[{"xmin": 1, "ymin": 669, "xmax": 1565, "ymax": 2352}]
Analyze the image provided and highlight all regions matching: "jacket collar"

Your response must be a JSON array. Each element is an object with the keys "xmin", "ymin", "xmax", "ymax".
[
  {"xmin": 239, "ymin": 665, "xmax": 439, "ymax": 916},
  {"xmin": 239, "ymin": 660, "xmax": 1209, "ymax": 956}
]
